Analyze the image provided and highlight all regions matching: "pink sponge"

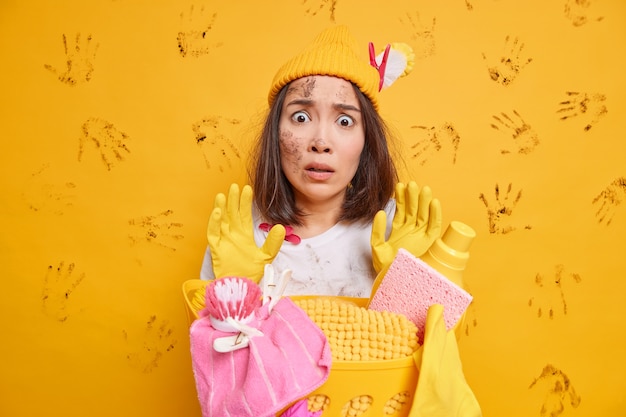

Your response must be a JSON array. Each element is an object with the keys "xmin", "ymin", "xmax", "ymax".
[{"xmin": 368, "ymin": 248, "xmax": 473, "ymax": 342}]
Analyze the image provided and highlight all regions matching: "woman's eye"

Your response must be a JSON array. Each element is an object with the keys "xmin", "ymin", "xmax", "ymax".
[
  {"xmin": 292, "ymin": 111, "xmax": 310, "ymax": 123},
  {"xmin": 337, "ymin": 115, "xmax": 354, "ymax": 127}
]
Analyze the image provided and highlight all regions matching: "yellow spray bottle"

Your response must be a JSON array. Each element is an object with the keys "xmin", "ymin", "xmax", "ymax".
[{"xmin": 419, "ymin": 220, "xmax": 476, "ymax": 339}]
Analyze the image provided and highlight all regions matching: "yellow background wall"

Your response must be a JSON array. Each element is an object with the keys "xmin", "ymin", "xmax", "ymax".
[{"xmin": 1, "ymin": 0, "xmax": 625, "ymax": 416}]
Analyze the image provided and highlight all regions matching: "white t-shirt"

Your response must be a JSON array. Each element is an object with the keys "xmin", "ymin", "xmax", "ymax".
[{"xmin": 200, "ymin": 200, "xmax": 395, "ymax": 298}]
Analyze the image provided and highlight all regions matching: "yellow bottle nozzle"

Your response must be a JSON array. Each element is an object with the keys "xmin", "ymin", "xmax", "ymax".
[
  {"xmin": 429, "ymin": 221, "xmax": 476, "ymax": 269},
  {"xmin": 421, "ymin": 221, "xmax": 476, "ymax": 286}
]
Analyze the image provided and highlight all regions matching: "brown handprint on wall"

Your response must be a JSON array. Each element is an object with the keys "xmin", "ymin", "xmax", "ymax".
[
  {"xmin": 42, "ymin": 261, "xmax": 86, "ymax": 323},
  {"xmin": 44, "ymin": 33, "xmax": 99, "ymax": 86},
  {"xmin": 192, "ymin": 115, "xmax": 242, "ymax": 172},
  {"xmin": 302, "ymin": 0, "xmax": 338, "ymax": 22},
  {"xmin": 490, "ymin": 109, "xmax": 540, "ymax": 155},
  {"xmin": 482, "ymin": 35, "xmax": 533, "ymax": 86},
  {"xmin": 529, "ymin": 364, "xmax": 581, "ymax": 417},
  {"xmin": 22, "ymin": 164, "xmax": 76, "ymax": 215},
  {"xmin": 409, "ymin": 122, "xmax": 460, "ymax": 166},
  {"xmin": 592, "ymin": 177, "xmax": 626, "ymax": 226},
  {"xmin": 557, "ymin": 91, "xmax": 608, "ymax": 131},
  {"xmin": 528, "ymin": 264, "xmax": 582, "ymax": 319},
  {"xmin": 128, "ymin": 210, "xmax": 184, "ymax": 251},
  {"xmin": 123, "ymin": 315, "xmax": 177, "ymax": 374},
  {"xmin": 564, "ymin": 0, "xmax": 604, "ymax": 27},
  {"xmin": 479, "ymin": 183, "xmax": 532, "ymax": 234},
  {"xmin": 177, "ymin": 5, "xmax": 223, "ymax": 58},
  {"xmin": 78, "ymin": 117, "xmax": 131, "ymax": 170},
  {"xmin": 399, "ymin": 11, "xmax": 437, "ymax": 59}
]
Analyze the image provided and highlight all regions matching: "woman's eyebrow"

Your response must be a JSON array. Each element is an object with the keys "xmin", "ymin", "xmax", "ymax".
[
  {"xmin": 334, "ymin": 103, "xmax": 361, "ymax": 113},
  {"xmin": 285, "ymin": 98, "xmax": 313, "ymax": 107},
  {"xmin": 284, "ymin": 98, "xmax": 361, "ymax": 113}
]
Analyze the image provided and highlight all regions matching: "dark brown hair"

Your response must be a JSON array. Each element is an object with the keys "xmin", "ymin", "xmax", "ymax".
[{"xmin": 249, "ymin": 82, "xmax": 398, "ymax": 226}]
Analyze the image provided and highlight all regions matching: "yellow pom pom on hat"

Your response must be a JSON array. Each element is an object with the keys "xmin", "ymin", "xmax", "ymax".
[{"xmin": 268, "ymin": 25, "xmax": 381, "ymax": 109}]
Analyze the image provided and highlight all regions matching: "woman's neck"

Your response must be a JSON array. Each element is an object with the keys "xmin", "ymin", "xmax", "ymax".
[
  {"xmin": 294, "ymin": 211, "xmax": 340, "ymax": 239},
  {"xmin": 291, "ymin": 198, "xmax": 343, "ymax": 239}
]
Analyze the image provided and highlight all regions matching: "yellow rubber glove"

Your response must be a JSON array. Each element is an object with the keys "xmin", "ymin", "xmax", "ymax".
[
  {"xmin": 371, "ymin": 181, "xmax": 443, "ymax": 274},
  {"xmin": 409, "ymin": 304, "xmax": 482, "ymax": 417},
  {"xmin": 207, "ymin": 183, "xmax": 286, "ymax": 283}
]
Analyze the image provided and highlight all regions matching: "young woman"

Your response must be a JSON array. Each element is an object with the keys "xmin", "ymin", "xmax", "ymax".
[{"xmin": 200, "ymin": 25, "xmax": 442, "ymax": 297}]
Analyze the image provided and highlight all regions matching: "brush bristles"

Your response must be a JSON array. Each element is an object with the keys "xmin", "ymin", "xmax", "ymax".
[{"xmin": 202, "ymin": 276, "xmax": 262, "ymax": 321}]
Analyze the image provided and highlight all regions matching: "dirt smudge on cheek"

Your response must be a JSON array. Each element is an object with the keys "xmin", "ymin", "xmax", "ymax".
[{"xmin": 279, "ymin": 129, "xmax": 303, "ymax": 174}]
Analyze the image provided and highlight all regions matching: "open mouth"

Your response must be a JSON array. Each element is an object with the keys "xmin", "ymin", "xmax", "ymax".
[
  {"xmin": 305, "ymin": 163, "xmax": 334, "ymax": 173},
  {"xmin": 304, "ymin": 164, "xmax": 334, "ymax": 180}
]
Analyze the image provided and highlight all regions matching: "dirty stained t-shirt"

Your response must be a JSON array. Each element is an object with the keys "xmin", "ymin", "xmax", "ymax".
[{"xmin": 200, "ymin": 200, "xmax": 395, "ymax": 298}]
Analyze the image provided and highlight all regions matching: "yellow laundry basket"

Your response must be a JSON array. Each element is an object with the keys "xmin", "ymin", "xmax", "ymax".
[{"xmin": 182, "ymin": 279, "xmax": 419, "ymax": 416}]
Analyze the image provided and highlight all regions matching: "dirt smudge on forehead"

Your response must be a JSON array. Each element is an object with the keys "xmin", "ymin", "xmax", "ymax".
[
  {"xmin": 335, "ymin": 82, "xmax": 353, "ymax": 103},
  {"xmin": 302, "ymin": 77, "xmax": 316, "ymax": 97},
  {"xmin": 287, "ymin": 76, "xmax": 317, "ymax": 98}
]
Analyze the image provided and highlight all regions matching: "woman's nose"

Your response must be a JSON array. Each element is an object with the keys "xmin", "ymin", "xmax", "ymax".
[
  {"xmin": 310, "ymin": 137, "xmax": 331, "ymax": 153},
  {"xmin": 308, "ymin": 119, "xmax": 334, "ymax": 153}
]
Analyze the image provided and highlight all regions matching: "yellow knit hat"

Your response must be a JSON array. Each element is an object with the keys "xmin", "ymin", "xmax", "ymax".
[{"xmin": 268, "ymin": 25, "xmax": 381, "ymax": 109}]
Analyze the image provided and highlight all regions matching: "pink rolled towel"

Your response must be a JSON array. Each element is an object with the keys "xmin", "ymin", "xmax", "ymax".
[{"xmin": 368, "ymin": 248, "xmax": 473, "ymax": 343}]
